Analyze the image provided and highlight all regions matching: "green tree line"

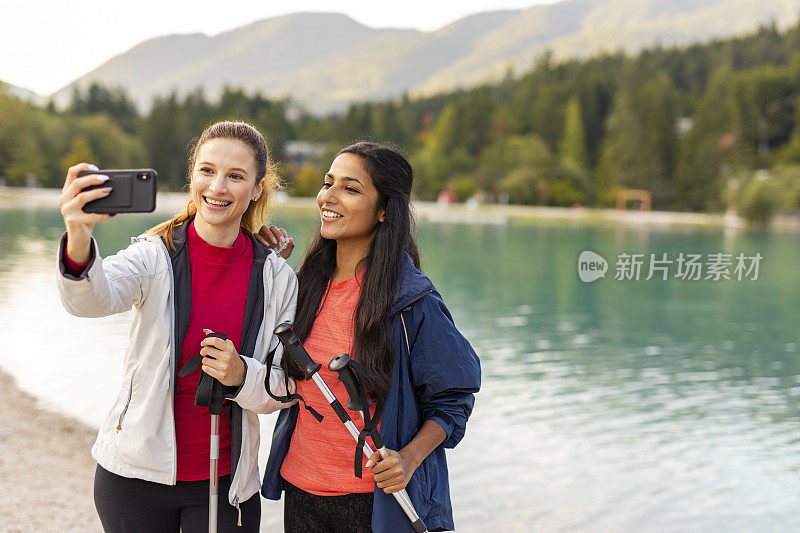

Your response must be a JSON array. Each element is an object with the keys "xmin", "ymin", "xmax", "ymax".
[{"xmin": 3, "ymin": 21, "xmax": 800, "ymax": 220}]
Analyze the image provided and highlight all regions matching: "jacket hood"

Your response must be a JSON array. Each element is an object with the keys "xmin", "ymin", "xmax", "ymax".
[
  {"xmin": 389, "ymin": 254, "xmax": 434, "ymax": 316},
  {"xmin": 152, "ymin": 218, "xmax": 190, "ymax": 257}
]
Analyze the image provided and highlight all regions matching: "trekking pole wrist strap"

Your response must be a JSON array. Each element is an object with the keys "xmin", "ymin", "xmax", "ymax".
[{"xmin": 264, "ymin": 345, "xmax": 324, "ymax": 422}]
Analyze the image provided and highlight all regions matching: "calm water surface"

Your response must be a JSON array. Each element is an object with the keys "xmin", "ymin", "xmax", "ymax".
[{"xmin": 1, "ymin": 208, "xmax": 799, "ymax": 532}]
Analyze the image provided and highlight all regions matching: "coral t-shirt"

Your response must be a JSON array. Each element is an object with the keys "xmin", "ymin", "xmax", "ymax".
[{"xmin": 280, "ymin": 270, "xmax": 379, "ymax": 495}]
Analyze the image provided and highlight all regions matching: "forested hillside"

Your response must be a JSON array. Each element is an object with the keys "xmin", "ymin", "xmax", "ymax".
[
  {"xmin": 52, "ymin": 0, "xmax": 800, "ymax": 112},
  {"xmin": 3, "ymin": 22, "xmax": 800, "ymax": 222}
]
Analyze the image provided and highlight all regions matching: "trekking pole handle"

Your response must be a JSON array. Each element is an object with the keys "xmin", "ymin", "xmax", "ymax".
[
  {"xmin": 328, "ymin": 354, "xmax": 366, "ymax": 412},
  {"xmin": 328, "ymin": 354, "xmax": 386, "ymax": 449},
  {"xmin": 274, "ymin": 322, "xmax": 321, "ymax": 380}
]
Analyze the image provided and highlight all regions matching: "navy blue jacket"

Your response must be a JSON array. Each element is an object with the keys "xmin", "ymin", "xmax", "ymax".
[{"xmin": 262, "ymin": 255, "xmax": 481, "ymax": 532}]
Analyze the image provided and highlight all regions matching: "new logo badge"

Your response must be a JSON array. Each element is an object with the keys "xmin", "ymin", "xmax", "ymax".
[{"xmin": 578, "ymin": 251, "xmax": 608, "ymax": 282}]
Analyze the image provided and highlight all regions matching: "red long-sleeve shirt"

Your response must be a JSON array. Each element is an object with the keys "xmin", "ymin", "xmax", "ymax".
[{"xmin": 174, "ymin": 221, "xmax": 253, "ymax": 480}]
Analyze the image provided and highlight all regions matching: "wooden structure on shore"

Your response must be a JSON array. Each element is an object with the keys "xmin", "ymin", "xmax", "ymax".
[{"xmin": 616, "ymin": 189, "xmax": 652, "ymax": 211}]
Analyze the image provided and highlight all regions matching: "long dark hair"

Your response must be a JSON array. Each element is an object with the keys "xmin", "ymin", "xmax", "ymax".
[{"xmin": 291, "ymin": 142, "xmax": 420, "ymax": 399}]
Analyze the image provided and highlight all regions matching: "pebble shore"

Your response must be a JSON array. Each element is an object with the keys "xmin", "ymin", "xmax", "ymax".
[{"xmin": 0, "ymin": 369, "xmax": 102, "ymax": 532}]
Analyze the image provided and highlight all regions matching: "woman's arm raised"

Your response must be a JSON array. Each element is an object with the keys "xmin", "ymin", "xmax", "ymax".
[{"xmin": 56, "ymin": 163, "xmax": 163, "ymax": 317}]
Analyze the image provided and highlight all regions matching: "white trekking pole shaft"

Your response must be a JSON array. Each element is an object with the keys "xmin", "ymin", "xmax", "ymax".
[
  {"xmin": 177, "ymin": 330, "xmax": 228, "ymax": 533},
  {"xmin": 209, "ymin": 413, "xmax": 219, "ymax": 533}
]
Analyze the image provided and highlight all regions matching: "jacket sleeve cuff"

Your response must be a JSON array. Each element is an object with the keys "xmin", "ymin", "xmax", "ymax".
[
  {"xmin": 231, "ymin": 354, "xmax": 296, "ymax": 413},
  {"xmin": 223, "ymin": 356, "xmax": 249, "ymax": 399},
  {"xmin": 58, "ymin": 232, "xmax": 98, "ymax": 281},
  {"xmin": 425, "ymin": 410, "xmax": 455, "ymax": 440},
  {"xmin": 231, "ymin": 356, "xmax": 258, "ymax": 403},
  {"xmin": 64, "ymin": 251, "xmax": 91, "ymax": 276}
]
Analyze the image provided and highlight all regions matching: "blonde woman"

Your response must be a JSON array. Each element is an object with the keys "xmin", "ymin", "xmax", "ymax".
[{"xmin": 57, "ymin": 121, "xmax": 296, "ymax": 532}]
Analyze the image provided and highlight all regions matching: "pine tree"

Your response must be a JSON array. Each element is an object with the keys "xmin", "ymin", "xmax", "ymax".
[
  {"xmin": 559, "ymin": 97, "xmax": 588, "ymax": 170},
  {"xmin": 62, "ymin": 135, "xmax": 94, "ymax": 168}
]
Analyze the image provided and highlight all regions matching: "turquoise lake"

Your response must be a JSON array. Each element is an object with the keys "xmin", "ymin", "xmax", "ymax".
[{"xmin": 1, "ymin": 207, "xmax": 798, "ymax": 532}]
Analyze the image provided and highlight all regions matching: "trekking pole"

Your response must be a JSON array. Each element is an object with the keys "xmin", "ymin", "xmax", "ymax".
[
  {"xmin": 327, "ymin": 352, "xmax": 389, "ymax": 465},
  {"xmin": 178, "ymin": 331, "xmax": 229, "ymax": 533},
  {"xmin": 274, "ymin": 323, "xmax": 428, "ymax": 533},
  {"xmin": 209, "ymin": 410, "xmax": 220, "ymax": 533},
  {"xmin": 328, "ymin": 353, "xmax": 428, "ymax": 531}
]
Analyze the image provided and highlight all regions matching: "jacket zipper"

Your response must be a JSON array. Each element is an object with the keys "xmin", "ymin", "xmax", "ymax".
[
  {"xmin": 159, "ymin": 236, "xmax": 179, "ymax": 485},
  {"xmin": 116, "ymin": 368, "xmax": 137, "ymax": 430}
]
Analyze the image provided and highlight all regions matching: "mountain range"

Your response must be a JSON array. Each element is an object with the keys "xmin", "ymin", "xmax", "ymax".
[
  {"xmin": 33, "ymin": 0, "xmax": 800, "ymax": 112},
  {"xmin": 0, "ymin": 81, "xmax": 44, "ymax": 104}
]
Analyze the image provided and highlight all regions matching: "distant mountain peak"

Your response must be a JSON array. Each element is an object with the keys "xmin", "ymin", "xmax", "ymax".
[
  {"xmin": 1, "ymin": 80, "xmax": 43, "ymax": 104},
  {"xmin": 52, "ymin": 0, "xmax": 800, "ymax": 112}
]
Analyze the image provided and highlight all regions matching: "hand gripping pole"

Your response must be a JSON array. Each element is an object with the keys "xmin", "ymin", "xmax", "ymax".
[
  {"xmin": 177, "ymin": 331, "xmax": 229, "ymax": 533},
  {"xmin": 274, "ymin": 323, "xmax": 428, "ymax": 533}
]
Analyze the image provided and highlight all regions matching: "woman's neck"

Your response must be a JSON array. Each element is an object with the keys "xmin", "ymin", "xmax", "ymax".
[
  {"xmin": 192, "ymin": 216, "xmax": 240, "ymax": 248},
  {"xmin": 333, "ymin": 237, "xmax": 372, "ymax": 283}
]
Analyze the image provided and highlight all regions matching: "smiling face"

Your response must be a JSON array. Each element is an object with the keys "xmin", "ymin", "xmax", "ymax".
[
  {"xmin": 190, "ymin": 137, "xmax": 263, "ymax": 235},
  {"xmin": 317, "ymin": 153, "xmax": 385, "ymax": 246}
]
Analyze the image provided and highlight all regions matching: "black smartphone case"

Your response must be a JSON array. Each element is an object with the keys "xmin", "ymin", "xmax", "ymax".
[{"xmin": 79, "ymin": 169, "xmax": 158, "ymax": 214}]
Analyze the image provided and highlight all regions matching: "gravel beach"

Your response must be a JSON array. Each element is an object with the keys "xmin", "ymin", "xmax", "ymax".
[{"xmin": 0, "ymin": 369, "xmax": 102, "ymax": 532}]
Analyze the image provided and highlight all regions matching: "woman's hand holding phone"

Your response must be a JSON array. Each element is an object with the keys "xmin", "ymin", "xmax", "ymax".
[{"xmin": 58, "ymin": 163, "xmax": 115, "ymax": 263}]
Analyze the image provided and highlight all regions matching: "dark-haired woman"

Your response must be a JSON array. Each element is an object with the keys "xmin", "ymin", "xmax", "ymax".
[
  {"xmin": 259, "ymin": 142, "xmax": 481, "ymax": 532},
  {"xmin": 56, "ymin": 121, "xmax": 297, "ymax": 532}
]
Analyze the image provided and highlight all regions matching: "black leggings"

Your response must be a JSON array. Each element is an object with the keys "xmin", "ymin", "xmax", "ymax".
[
  {"xmin": 93, "ymin": 463, "xmax": 260, "ymax": 532},
  {"xmin": 283, "ymin": 480, "xmax": 373, "ymax": 533}
]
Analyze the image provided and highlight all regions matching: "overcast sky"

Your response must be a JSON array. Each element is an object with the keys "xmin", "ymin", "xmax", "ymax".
[{"xmin": 0, "ymin": 0, "xmax": 556, "ymax": 96}]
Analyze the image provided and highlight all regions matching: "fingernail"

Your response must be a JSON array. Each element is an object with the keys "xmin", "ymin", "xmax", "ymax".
[
  {"xmin": 98, "ymin": 175, "xmax": 110, "ymax": 181},
  {"xmin": 102, "ymin": 187, "xmax": 113, "ymax": 192},
  {"xmin": 88, "ymin": 164, "xmax": 99, "ymax": 171},
  {"xmin": 365, "ymin": 460, "xmax": 374, "ymax": 468}
]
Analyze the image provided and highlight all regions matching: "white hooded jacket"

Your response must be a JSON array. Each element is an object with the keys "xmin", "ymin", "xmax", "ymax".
[{"xmin": 56, "ymin": 224, "xmax": 296, "ymax": 518}]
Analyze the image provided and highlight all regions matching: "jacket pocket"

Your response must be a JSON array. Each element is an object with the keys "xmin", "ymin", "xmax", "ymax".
[
  {"xmin": 116, "ymin": 367, "xmax": 137, "ymax": 431},
  {"xmin": 405, "ymin": 457, "xmax": 432, "ymax": 519}
]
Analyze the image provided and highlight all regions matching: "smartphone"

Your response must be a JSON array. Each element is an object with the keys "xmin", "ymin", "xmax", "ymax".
[{"xmin": 78, "ymin": 169, "xmax": 158, "ymax": 214}]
